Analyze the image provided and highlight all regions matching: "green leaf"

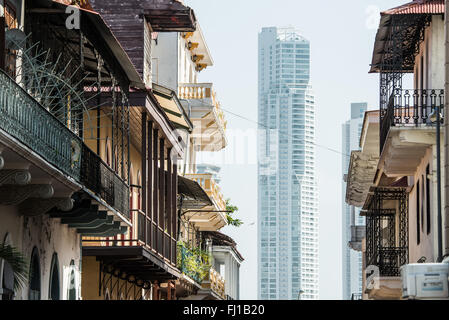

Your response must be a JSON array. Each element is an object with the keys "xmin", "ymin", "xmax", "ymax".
[
  {"xmin": 225, "ymin": 199, "xmax": 243, "ymax": 227},
  {"xmin": 0, "ymin": 243, "xmax": 29, "ymax": 292}
]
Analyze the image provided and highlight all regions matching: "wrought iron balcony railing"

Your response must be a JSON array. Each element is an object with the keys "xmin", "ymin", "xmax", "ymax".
[
  {"xmin": 380, "ymin": 89, "xmax": 445, "ymax": 153},
  {"xmin": 0, "ymin": 68, "xmax": 82, "ymax": 179},
  {"xmin": 0, "ymin": 69, "xmax": 130, "ymax": 219},
  {"xmin": 80, "ymin": 145, "xmax": 129, "ymax": 219},
  {"xmin": 368, "ymin": 247, "xmax": 408, "ymax": 277},
  {"xmin": 365, "ymin": 188, "xmax": 408, "ymax": 277}
]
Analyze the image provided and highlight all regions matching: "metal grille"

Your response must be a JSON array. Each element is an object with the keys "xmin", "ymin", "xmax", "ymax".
[
  {"xmin": 81, "ymin": 145, "xmax": 130, "ymax": 218},
  {"xmin": 0, "ymin": 69, "xmax": 82, "ymax": 180},
  {"xmin": 365, "ymin": 188, "xmax": 409, "ymax": 276},
  {"xmin": 379, "ymin": 14, "xmax": 433, "ymax": 153}
]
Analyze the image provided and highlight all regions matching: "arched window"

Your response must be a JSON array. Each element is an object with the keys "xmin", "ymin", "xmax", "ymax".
[
  {"xmin": 1, "ymin": 233, "xmax": 14, "ymax": 300},
  {"xmin": 28, "ymin": 248, "xmax": 41, "ymax": 300},
  {"xmin": 67, "ymin": 260, "xmax": 76, "ymax": 300},
  {"xmin": 48, "ymin": 253, "xmax": 60, "ymax": 300}
]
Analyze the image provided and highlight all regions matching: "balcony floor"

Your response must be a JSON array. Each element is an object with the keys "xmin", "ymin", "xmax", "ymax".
[{"xmin": 380, "ymin": 126, "xmax": 441, "ymax": 177}]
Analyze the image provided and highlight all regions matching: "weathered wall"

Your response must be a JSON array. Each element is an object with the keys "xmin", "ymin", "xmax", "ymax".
[
  {"xmin": 408, "ymin": 146, "xmax": 443, "ymax": 263},
  {"xmin": 0, "ymin": 205, "xmax": 81, "ymax": 300}
]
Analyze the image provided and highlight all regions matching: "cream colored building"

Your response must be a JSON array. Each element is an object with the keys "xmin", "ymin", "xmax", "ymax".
[{"xmin": 345, "ymin": 0, "xmax": 446, "ymax": 300}]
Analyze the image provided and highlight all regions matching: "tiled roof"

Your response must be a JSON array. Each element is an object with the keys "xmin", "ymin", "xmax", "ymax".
[{"xmin": 382, "ymin": 0, "xmax": 444, "ymax": 15}]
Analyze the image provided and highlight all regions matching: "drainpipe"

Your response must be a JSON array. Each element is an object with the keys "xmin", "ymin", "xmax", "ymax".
[{"xmin": 444, "ymin": 0, "xmax": 449, "ymax": 260}]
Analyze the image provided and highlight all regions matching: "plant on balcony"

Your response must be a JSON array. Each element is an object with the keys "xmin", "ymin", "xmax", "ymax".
[
  {"xmin": 177, "ymin": 241, "xmax": 211, "ymax": 284},
  {"xmin": 0, "ymin": 243, "xmax": 29, "ymax": 293},
  {"xmin": 225, "ymin": 199, "xmax": 243, "ymax": 227}
]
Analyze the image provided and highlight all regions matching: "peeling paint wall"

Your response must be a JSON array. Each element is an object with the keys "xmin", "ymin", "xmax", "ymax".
[{"xmin": 0, "ymin": 205, "xmax": 81, "ymax": 300}]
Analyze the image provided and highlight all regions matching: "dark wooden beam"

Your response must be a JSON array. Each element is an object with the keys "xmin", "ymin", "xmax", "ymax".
[
  {"xmin": 0, "ymin": 17, "xmax": 5, "ymax": 71},
  {"xmin": 159, "ymin": 138, "xmax": 165, "ymax": 256},
  {"xmin": 147, "ymin": 120, "xmax": 153, "ymax": 246},
  {"xmin": 141, "ymin": 112, "xmax": 147, "ymax": 244},
  {"xmin": 153, "ymin": 128, "xmax": 159, "ymax": 250}
]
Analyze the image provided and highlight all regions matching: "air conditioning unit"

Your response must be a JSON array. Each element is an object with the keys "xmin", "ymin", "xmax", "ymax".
[{"xmin": 401, "ymin": 263, "xmax": 449, "ymax": 300}]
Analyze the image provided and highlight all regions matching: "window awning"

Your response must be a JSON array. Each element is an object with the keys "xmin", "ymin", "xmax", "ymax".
[
  {"xmin": 153, "ymin": 84, "xmax": 193, "ymax": 131},
  {"xmin": 178, "ymin": 175, "xmax": 213, "ymax": 209}
]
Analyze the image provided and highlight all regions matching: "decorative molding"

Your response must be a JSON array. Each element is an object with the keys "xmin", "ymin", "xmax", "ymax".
[
  {"xmin": 0, "ymin": 169, "xmax": 31, "ymax": 186},
  {"xmin": 0, "ymin": 184, "xmax": 54, "ymax": 206},
  {"xmin": 19, "ymin": 197, "xmax": 74, "ymax": 217}
]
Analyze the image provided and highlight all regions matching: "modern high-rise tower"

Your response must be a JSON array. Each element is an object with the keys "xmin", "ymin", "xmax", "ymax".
[
  {"xmin": 341, "ymin": 103, "xmax": 367, "ymax": 300},
  {"xmin": 257, "ymin": 27, "xmax": 319, "ymax": 300}
]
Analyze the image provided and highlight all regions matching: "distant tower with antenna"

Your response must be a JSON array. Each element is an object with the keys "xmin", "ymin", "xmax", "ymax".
[{"xmin": 257, "ymin": 27, "xmax": 319, "ymax": 300}]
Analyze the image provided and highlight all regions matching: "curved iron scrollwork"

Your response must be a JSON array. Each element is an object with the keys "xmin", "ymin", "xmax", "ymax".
[{"xmin": 365, "ymin": 188, "xmax": 408, "ymax": 277}]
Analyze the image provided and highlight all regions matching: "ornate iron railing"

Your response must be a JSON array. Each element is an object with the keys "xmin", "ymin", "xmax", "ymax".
[
  {"xmin": 80, "ymin": 145, "xmax": 129, "ymax": 218},
  {"xmin": 369, "ymin": 247, "xmax": 408, "ymax": 277},
  {"xmin": 0, "ymin": 69, "xmax": 129, "ymax": 219},
  {"xmin": 0, "ymin": 69, "xmax": 82, "ymax": 179},
  {"xmin": 365, "ymin": 188, "xmax": 408, "ymax": 277},
  {"xmin": 380, "ymin": 89, "xmax": 445, "ymax": 153}
]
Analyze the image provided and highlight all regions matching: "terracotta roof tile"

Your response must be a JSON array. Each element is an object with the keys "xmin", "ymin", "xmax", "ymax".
[{"xmin": 382, "ymin": 0, "xmax": 444, "ymax": 15}]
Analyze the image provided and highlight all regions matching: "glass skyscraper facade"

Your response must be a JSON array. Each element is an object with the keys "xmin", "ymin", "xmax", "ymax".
[
  {"xmin": 257, "ymin": 27, "xmax": 319, "ymax": 300},
  {"xmin": 341, "ymin": 103, "xmax": 367, "ymax": 300}
]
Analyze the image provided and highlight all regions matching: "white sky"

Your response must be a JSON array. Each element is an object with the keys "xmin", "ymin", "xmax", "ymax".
[{"xmin": 185, "ymin": 0, "xmax": 405, "ymax": 300}]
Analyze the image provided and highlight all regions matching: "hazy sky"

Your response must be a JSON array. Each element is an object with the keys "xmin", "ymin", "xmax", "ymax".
[{"xmin": 185, "ymin": 0, "xmax": 405, "ymax": 300}]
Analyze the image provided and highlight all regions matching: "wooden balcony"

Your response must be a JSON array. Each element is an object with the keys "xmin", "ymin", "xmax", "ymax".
[{"xmin": 178, "ymin": 83, "xmax": 227, "ymax": 152}]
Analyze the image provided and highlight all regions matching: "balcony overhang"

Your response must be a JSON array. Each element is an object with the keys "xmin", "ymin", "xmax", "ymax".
[
  {"xmin": 83, "ymin": 246, "xmax": 181, "ymax": 283},
  {"xmin": 143, "ymin": 0, "xmax": 197, "ymax": 32},
  {"xmin": 369, "ymin": 1, "xmax": 443, "ymax": 73},
  {"xmin": 365, "ymin": 276, "xmax": 402, "ymax": 300},
  {"xmin": 379, "ymin": 126, "xmax": 440, "ymax": 177},
  {"xmin": 175, "ymin": 274, "xmax": 202, "ymax": 298},
  {"xmin": 184, "ymin": 210, "xmax": 227, "ymax": 232},
  {"xmin": 0, "ymin": 70, "xmax": 131, "ymax": 228},
  {"xmin": 180, "ymin": 288, "xmax": 223, "ymax": 301},
  {"xmin": 187, "ymin": 100, "xmax": 227, "ymax": 152},
  {"xmin": 346, "ymin": 111, "xmax": 380, "ymax": 207},
  {"xmin": 182, "ymin": 23, "xmax": 214, "ymax": 70},
  {"xmin": 0, "ymin": 133, "xmax": 130, "ymax": 235},
  {"xmin": 349, "ymin": 225, "xmax": 366, "ymax": 252}
]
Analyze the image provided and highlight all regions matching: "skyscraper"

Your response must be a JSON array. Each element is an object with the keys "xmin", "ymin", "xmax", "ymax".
[
  {"xmin": 341, "ymin": 103, "xmax": 367, "ymax": 300},
  {"xmin": 257, "ymin": 27, "xmax": 319, "ymax": 300}
]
